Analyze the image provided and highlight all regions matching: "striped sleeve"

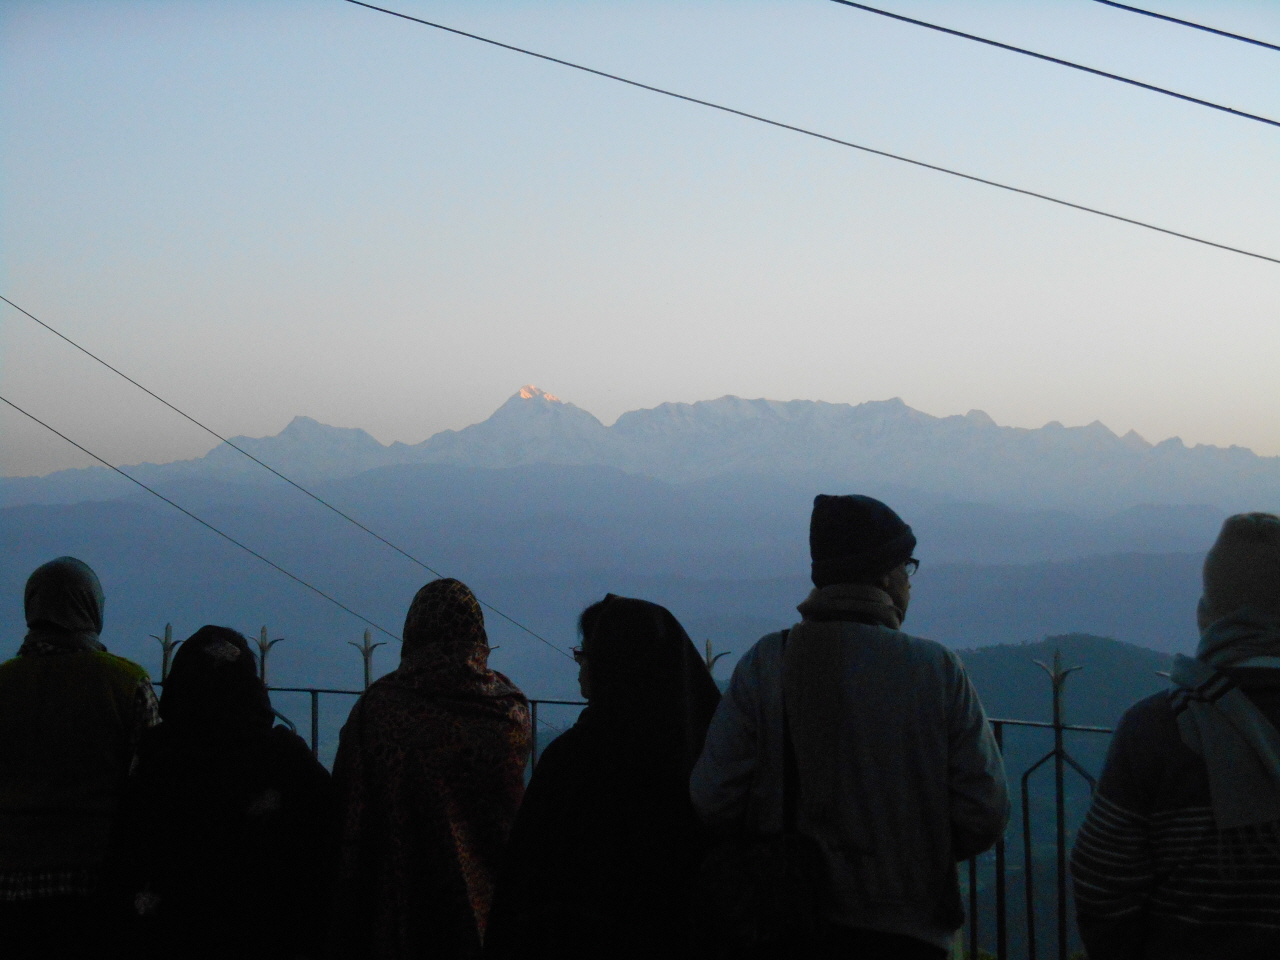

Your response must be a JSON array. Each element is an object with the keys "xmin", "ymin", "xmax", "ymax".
[
  {"xmin": 1069, "ymin": 700, "xmax": 1161, "ymax": 960},
  {"xmin": 1072, "ymin": 791, "xmax": 1153, "ymax": 919}
]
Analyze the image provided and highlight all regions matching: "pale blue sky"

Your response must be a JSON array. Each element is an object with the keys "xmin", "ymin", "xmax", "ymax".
[{"xmin": 3, "ymin": 0, "xmax": 1278, "ymax": 476}]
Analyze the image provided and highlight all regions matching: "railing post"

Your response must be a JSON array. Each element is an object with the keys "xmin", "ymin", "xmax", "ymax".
[
  {"xmin": 1035, "ymin": 649, "xmax": 1082, "ymax": 960},
  {"xmin": 348, "ymin": 629, "xmax": 386, "ymax": 691},
  {"xmin": 310, "ymin": 689, "xmax": 320, "ymax": 759},
  {"xmin": 993, "ymin": 721, "xmax": 1007, "ymax": 960},
  {"xmin": 704, "ymin": 639, "xmax": 730, "ymax": 674},
  {"xmin": 1054, "ymin": 659, "xmax": 1069, "ymax": 960},
  {"xmin": 255, "ymin": 625, "xmax": 285, "ymax": 685},
  {"xmin": 149, "ymin": 623, "xmax": 182, "ymax": 681},
  {"xmin": 1023, "ymin": 764, "xmax": 1038, "ymax": 960}
]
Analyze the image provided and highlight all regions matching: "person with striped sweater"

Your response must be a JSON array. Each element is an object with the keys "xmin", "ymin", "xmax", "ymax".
[{"xmin": 1071, "ymin": 513, "xmax": 1280, "ymax": 960}]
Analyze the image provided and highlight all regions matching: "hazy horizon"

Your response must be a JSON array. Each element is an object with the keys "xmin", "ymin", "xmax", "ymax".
[{"xmin": 4, "ymin": 0, "xmax": 1278, "ymax": 477}]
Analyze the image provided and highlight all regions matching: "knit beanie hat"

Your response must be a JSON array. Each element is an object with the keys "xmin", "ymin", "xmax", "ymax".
[
  {"xmin": 810, "ymin": 494, "xmax": 917, "ymax": 588},
  {"xmin": 1201, "ymin": 512, "xmax": 1280, "ymax": 622}
]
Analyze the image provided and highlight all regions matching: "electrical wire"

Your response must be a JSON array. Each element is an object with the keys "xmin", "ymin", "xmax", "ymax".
[
  {"xmin": 827, "ymin": 0, "xmax": 1280, "ymax": 129},
  {"xmin": 0, "ymin": 393, "xmax": 400, "ymax": 641},
  {"xmin": 340, "ymin": 0, "xmax": 1280, "ymax": 267},
  {"xmin": 0, "ymin": 294, "xmax": 574, "ymax": 661},
  {"xmin": 1089, "ymin": 1, "xmax": 1280, "ymax": 53}
]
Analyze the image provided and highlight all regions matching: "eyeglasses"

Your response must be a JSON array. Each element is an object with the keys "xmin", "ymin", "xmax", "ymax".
[
  {"xmin": 571, "ymin": 646, "xmax": 587, "ymax": 664},
  {"xmin": 904, "ymin": 558, "xmax": 920, "ymax": 578}
]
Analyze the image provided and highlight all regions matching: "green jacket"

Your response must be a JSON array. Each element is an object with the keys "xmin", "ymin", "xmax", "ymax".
[{"xmin": 0, "ymin": 650, "xmax": 149, "ymax": 872}]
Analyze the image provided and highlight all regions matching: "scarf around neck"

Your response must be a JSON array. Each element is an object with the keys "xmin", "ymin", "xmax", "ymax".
[
  {"xmin": 1170, "ymin": 605, "xmax": 1280, "ymax": 830},
  {"xmin": 795, "ymin": 582, "xmax": 902, "ymax": 629}
]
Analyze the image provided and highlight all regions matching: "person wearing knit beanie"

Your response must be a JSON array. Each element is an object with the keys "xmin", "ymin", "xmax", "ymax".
[
  {"xmin": 809, "ymin": 494, "xmax": 918, "ymax": 589},
  {"xmin": 1198, "ymin": 512, "xmax": 1280, "ymax": 631},
  {"xmin": 692, "ymin": 494, "xmax": 1007, "ymax": 958}
]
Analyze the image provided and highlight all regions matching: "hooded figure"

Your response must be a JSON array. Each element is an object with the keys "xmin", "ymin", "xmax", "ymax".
[
  {"xmin": 108, "ymin": 625, "xmax": 334, "ymax": 960},
  {"xmin": 0, "ymin": 558, "xmax": 156, "ymax": 960},
  {"xmin": 485, "ymin": 595, "xmax": 722, "ymax": 960},
  {"xmin": 1073, "ymin": 513, "xmax": 1280, "ymax": 960},
  {"xmin": 330, "ymin": 579, "xmax": 531, "ymax": 960}
]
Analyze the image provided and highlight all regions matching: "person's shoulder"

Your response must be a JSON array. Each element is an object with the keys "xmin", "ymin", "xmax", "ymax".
[
  {"xmin": 736, "ymin": 629, "xmax": 788, "ymax": 671},
  {"xmin": 889, "ymin": 628, "xmax": 965, "ymax": 671},
  {"xmin": 489, "ymin": 669, "xmax": 527, "ymax": 700},
  {"xmin": 529, "ymin": 722, "xmax": 595, "ymax": 780},
  {"xmin": 269, "ymin": 724, "xmax": 323, "ymax": 760},
  {"xmin": 93, "ymin": 650, "xmax": 151, "ymax": 681},
  {"xmin": 895, "ymin": 628, "xmax": 953, "ymax": 655},
  {"xmin": 1115, "ymin": 689, "xmax": 1176, "ymax": 737},
  {"xmin": 262, "ymin": 726, "xmax": 334, "ymax": 788}
]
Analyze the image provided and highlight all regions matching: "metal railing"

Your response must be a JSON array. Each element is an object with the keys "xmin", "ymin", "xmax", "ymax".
[
  {"xmin": 150, "ymin": 627, "xmax": 1110, "ymax": 958},
  {"xmin": 962, "ymin": 650, "xmax": 1111, "ymax": 960}
]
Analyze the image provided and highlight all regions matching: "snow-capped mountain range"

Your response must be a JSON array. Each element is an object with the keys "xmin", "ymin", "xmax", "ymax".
[{"xmin": 5, "ymin": 385, "xmax": 1278, "ymax": 513}]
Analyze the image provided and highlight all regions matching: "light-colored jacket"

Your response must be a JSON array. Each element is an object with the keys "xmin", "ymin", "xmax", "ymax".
[{"xmin": 690, "ymin": 613, "xmax": 1009, "ymax": 951}]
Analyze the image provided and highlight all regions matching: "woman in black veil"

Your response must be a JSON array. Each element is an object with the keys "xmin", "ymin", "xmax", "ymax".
[
  {"xmin": 107, "ymin": 626, "xmax": 334, "ymax": 960},
  {"xmin": 485, "ymin": 595, "xmax": 722, "ymax": 959}
]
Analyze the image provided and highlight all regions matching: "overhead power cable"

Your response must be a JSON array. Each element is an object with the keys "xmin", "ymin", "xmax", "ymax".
[
  {"xmin": 0, "ymin": 393, "xmax": 399, "ymax": 641},
  {"xmin": 827, "ymin": 0, "xmax": 1280, "ymax": 129},
  {"xmin": 1090, "ymin": 1, "xmax": 1280, "ymax": 53},
  {"xmin": 0, "ymin": 294, "xmax": 573, "ymax": 661},
  {"xmin": 340, "ymin": 0, "xmax": 1280, "ymax": 267}
]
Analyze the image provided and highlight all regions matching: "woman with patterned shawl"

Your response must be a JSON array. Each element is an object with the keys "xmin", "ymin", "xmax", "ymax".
[
  {"xmin": 330, "ymin": 579, "xmax": 531, "ymax": 960},
  {"xmin": 485, "ymin": 595, "xmax": 722, "ymax": 960}
]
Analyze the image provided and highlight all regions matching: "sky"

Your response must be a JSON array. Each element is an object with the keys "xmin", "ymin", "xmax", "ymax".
[{"xmin": 2, "ymin": 0, "xmax": 1278, "ymax": 478}]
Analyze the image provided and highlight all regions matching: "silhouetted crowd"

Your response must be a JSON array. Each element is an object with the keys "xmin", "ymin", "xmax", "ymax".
[{"xmin": 2, "ymin": 496, "xmax": 1279, "ymax": 960}]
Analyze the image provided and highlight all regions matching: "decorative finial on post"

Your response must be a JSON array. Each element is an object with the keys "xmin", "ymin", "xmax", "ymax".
[
  {"xmin": 149, "ymin": 623, "xmax": 182, "ymax": 681},
  {"xmin": 349, "ymin": 628, "xmax": 386, "ymax": 690},
  {"xmin": 255, "ymin": 625, "xmax": 285, "ymax": 685},
  {"xmin": 1034, "ymin": 648, "xmax": 1084, "ymax": 728},
  {"xmin": 704, "ymin": 639, "xmax": 730, "ymax": 675}
]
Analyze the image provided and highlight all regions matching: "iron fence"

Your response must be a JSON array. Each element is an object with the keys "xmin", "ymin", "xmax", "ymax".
[{"xmin": 151, "ymin": 628, "xmax": 1112, "ymax": 958}]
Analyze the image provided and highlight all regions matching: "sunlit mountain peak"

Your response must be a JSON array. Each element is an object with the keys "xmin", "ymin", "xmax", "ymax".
[{"xmin": 518, "ymin": 385, "xmax": 561, "ymax": 403}]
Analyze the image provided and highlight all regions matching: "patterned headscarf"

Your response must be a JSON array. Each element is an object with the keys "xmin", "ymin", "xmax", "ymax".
[
  {"xmin": 403, "ymin": 578, "xmax": 488, "ymax": 647},
  {"xmin": 398, "ymin": 578, "xmax": 492, "ymax": 686}
]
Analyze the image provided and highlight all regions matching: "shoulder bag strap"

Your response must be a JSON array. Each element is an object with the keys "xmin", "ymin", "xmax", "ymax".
[{"xmin": 780, "ymin": 628, "xmax": 800, "ymax": 833}]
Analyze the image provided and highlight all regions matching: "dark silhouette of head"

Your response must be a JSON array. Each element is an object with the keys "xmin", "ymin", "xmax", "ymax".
[
  {"xmin": 809, "ymin": 494, "xmax": 916, "ymax": 588},
  {"xmin": 24, "ymin": 556, "xmax": 105, "ymax": 640},
  {"xmin": 576, "ymin": 594, "xmax": 721, "ymax": 771},
  {"xmin": 1198, "ymin": 512, "xmax": 1280, "ymax": 631},
  {"xmin": 161, "ymin": 625, "xmax": 273, "ymax": 735}
]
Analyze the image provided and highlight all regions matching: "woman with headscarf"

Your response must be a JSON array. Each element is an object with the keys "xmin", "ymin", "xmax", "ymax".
[
  {"xmin": 329, "ymin": 578, "xmax": 531, "ymax": 960},
  {"xmin": 485, "ymin": 594, "xmax": 723, "ymax": 960},
  {"xmin": 0, "ymin": 557, "xmax": 156, "ymax": 960},
  {"xmin": 107, "ymin": 625, "xmax": 334, "ymax": 960}
]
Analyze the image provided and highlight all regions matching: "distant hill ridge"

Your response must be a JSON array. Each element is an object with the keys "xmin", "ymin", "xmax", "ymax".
[{"xmin": 5, "ymin": 385, "xmax": 1278, "ymax": 512}]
